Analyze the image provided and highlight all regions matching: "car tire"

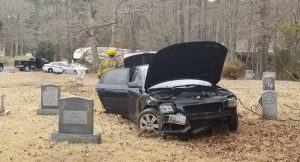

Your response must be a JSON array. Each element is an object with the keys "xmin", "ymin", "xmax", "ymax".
[
  {"xmin": 24, "ymin": 66, "xmax": 30, "ymax": 72},
  {"xmin": 0, "ymin": 66, "xmax": 3, "ymax": 72},
  {"xmin": 227, "ymin": 108, "xmax": 238, "ymax": 132},
  {"xmin": 48, "ymin": 68, "xmax": 53, "ymax": 73},
  {"xmin": 74, "ymin": 70, "xmax": 77, "ymax": 74},
  {"xmin": 19, "ymin": 68, "xmax": 24, "ymax": 71},
  {"xmin": 61, "ymin": 70, "xmax": 66, "ymax": 74},
  {"xmin": 138, "ymin": 108, "xmax": 159, "ymax": 132}
]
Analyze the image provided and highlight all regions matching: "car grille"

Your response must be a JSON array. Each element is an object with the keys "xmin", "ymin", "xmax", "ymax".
[{"xmin": 183, "ymin": 102, "xmax": 223, "ymax": 114}]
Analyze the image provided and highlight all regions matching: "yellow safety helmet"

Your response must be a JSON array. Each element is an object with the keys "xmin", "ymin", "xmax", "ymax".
[{"xmin": 105, "ymin": 47, "xmax": 118, "ymax": 55}]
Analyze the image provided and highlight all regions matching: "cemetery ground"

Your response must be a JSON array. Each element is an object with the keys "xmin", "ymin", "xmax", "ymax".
[{"xmin": 0, "ymin": 71, "xmax": 299, "ymax": 162}]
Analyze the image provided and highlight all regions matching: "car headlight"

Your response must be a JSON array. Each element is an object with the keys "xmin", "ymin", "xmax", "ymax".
[
  {"xmin": 159, "ymin": 103, "xmax": 175, "ymax": 114},
  {"xmin": 227, "ymin": 97, "xmax": 237, "ymax": 107}
]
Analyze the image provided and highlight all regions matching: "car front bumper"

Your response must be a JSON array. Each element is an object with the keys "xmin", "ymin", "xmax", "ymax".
[{"xmin": 158, "ymin": 110, "xmax": 232, "ymax": 136}]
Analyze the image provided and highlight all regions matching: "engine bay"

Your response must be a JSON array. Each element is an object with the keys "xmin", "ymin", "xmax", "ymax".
[{"xmin": 149, "ymin": 86, "xmax": 231, "ymax": 101}]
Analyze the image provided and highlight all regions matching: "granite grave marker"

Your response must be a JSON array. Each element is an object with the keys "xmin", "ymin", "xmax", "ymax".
[
  {"xmin": 0, "ymin": 95, "xmax": 5, "ymax": 113},
  {"xmin": 37, "ymin": 84, "xmax": 60, "ymax": 115},
  {"xmin": 262, "ymin": 90, "xmax": 277, "ymax": 120},
  {"xmin": 51, "ymin": 96, "xmax": 101, "ymax": 143},
  {"xmin": 263, "ymin": 77, "xmax": 275, "ymax": 91},
  {"xmin": 245, "ymin": 70, "xmax": 254, "ymax": 80}
]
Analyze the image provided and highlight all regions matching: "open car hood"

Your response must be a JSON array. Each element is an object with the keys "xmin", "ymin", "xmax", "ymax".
[{"xmin": 145, "ymin": 41, "xmax": 228, "ymax": 90}]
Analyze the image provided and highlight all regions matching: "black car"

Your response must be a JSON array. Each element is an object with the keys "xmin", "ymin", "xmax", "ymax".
[
  {"xmin": 0, "ymin": 63, "xmax": 3, "ymax": 72},
  {"xmin": 96, "ymin": 41, "xmax": 238, "ymax": 139}
]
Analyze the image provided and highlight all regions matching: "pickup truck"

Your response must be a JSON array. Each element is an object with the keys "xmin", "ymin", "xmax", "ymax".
[
  {"xmin": 14, "ymin": 57, "xmax": 49, "ymax": 71},
  {"xmin": 0, "ymin": 63, "xmax": 3, "ymax": 72}
]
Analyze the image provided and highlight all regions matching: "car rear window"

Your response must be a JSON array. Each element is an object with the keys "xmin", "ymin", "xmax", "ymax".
[{"xmin": 102, "ymin": 68, "xmax": 130, "ymax": 85}]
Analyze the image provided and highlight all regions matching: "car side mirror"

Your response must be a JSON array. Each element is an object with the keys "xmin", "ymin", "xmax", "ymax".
[{"xmin": 128, "ymin": 82, "xmax": 142, "ymax": 89}]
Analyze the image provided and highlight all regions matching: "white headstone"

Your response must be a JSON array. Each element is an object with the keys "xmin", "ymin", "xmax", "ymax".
[
  {"xmin": 245, "ymin": 70, "xmax": 254, "ymax": 80},
  {"xmin": 263, "ymin": 71, "xmax": 276, "ymax": 79},
  {"xmin": 37, "ymin": 84, "xmax": 61, "ymax": 115},
  {"xmin": 263, "ymin": 77, "xmax": 275, "ymax": 90},
  {"xmin": 262, "ymin": 90, "xmax": 277, "ymax": 120},
  {"xmin": 75, "ymin": 69, "xmax": 86, "ymax": 81}
]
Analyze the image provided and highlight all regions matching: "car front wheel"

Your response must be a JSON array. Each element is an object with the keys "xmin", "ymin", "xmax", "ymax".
[
  {"xmin": 138, "ymin": 108, "xmax": 159, "ymax": 132},
  {"xmin": 48, "ymin": 68, "xmax": 53, "ymax": 73},
  {"xmin": 227, "ymin": 108, "xmax": 238, "ymax": 131},
  {"xmin": 24, "ymin": 66, "xmax": 30, "ymax": 72},
  {"xmin": 0, "ymin": 66, "xmax": 3, "ymax": 71}
]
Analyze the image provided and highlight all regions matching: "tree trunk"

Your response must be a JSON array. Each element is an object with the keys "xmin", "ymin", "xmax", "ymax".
[
  {"xmin": 246, "ymin": 8, "xmax": 253, "ymax": 69},
  {"xmin": 197, "ymin": 0, "xmax": 202, "ymax": 39},
  {"xmin": 88, "ymin": 0, "xmax": 98, "ymax": 72},
  {"xmin": 187, "ymin": 0, "xmax": 192, "ymax": 41},
  {"xmin": 201, "ymin": 0, "xmax": 208, "ymax": 40},
  {"xmin": 177, "ymin": 0, "xmax": 184, "ymax": 42},
  {"xmin": 15, "ymin": 40, "xmax": 19, "ymax": 56},
  {"xmin": 256, "ymin": 0, "xmax": 271, "ymax": 78}
]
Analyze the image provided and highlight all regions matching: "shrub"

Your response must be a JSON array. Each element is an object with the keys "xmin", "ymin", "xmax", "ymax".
[
  {"xmin": 35, "ymin": 41, "xmax": 55, "ymax": 61},
  {"xmin": 222, "ymin": 60, "xmax": 245, "ymax": 80},
  {"xmin": 75, "ymin": 57, "xmax": 91, "ymax": 68}
]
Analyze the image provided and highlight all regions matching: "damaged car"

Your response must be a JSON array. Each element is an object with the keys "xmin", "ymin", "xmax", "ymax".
[{"xmin": 96, "ymin": 41, "xmax": 238, "ymax": 139}]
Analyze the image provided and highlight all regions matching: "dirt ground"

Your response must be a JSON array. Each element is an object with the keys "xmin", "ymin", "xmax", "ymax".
[{"xmin": 0, "ymin": 71, "xmax": 299, "ymax": 162}]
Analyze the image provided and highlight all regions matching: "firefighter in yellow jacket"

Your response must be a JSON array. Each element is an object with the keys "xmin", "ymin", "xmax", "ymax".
[{"xmin": 97, "ymin": 47, "xmax": 121, "ymax": 78}]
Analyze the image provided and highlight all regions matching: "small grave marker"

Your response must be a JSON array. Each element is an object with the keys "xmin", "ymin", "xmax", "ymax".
[
  {"xmin": 0, "ymin": 95, "xmax": 9, "ymax": 116},
  {"xmin": 37, "ymin": 84, "xmax": 60, "ymax": 115},
  {"xmin": 245, "ymin": 70, "xmax": 254, "ymax": 80},
  {"xmin": 262, "ymin": 90, "xmax": 277, "ymax": 120},
  {"xmin": 261, "ymin": 72, "xmax": 277, "ymax": 120},
  {"xmin": 51, "ymin": 96, "xmax": 101, "ymax": 143},
  {"xmin": 0, "ymin": 95, "xmax": 5, "ymax": 113},
  {"xmin": 262, "ymin": 71, "xmax": 276, "ymax": 79},
  {"xmin": 263, "ymin": 77, "xmax": 275, "ymax": 91}
]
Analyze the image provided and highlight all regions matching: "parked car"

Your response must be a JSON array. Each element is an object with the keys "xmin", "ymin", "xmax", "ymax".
[
  {"xmin": 0, "ymin": 63, "xmax": 3, "ymax": 72},
  {"xmin": 43, "ymin": 62, "xmax": 87, "ymax": 74},
  {"xmin": 96, "ymin": 41, "xmax": 238, "ymax": 139},
  {"xmin": 14, "ymin": 57, "xmax": 49, "ymax": 71},
  {"xmin": 70, "ymin": 63, "xmax": 88, "ymax": 74}
]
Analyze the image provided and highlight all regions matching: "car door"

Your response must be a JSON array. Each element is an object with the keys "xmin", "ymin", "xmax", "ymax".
[
  {"xmin": 51, "ymin": 62, "xmax": 62, "ymax": 73},
  {"xmin": 127, "ymin": 67, "xmax": 147, "ymax": 120},
  {"xmin": 98, "ymin": 68, "xmax": 131, "ymax": 115},
  {"xmin": 58, "ymin": 63, "xmax": 70, "ymax": 73}
]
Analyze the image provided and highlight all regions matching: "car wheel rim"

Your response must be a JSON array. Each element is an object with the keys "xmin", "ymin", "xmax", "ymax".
[
  {"xmin": 25, "ymin": 67, "xmax": 29, "ymax": 71},
  {"xmin": 139, "ymin": 113, "xmax": 158, "ymax": 132}
]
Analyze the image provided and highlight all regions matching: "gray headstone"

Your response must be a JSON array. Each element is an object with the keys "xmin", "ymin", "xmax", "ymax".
[
  {"xmin": 51, "ymin": 96, "xmax": 101, "ymax": 143},
  {"xmin": 0, "ymin": 95, "xmax": 5, "ymax": 113},
  {"xmin": 37, "ymin": 84, "xmax": 60, "ymax": 115},
  {"xmin": 262, "ymin": 71, "xmax": 276, "ymax": 79},
  {"xmin": 245, "ymin": 70, "xmax": 254, "ymax": 80},
  {"xmin": 263, "ymin": 77, "xmax": 275, "ymax": 90},
  {"xmin": 262, "ymin": 90, "xmax": 277, "ymax": 120}
]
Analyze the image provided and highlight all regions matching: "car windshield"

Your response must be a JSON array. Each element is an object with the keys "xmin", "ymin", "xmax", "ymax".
[
  {"xmin": 149, "ymin": 79, "xmax": 212, "ymax": 90},
  {"xmin": 139, "ymin": 65, "xmax": 149, "ymax": 80}
]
